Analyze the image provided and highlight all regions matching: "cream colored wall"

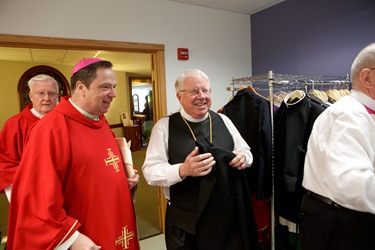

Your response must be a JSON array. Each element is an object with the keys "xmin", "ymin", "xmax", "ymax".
[
  {"xmin": 109, "ymin": 71, "xmax": 129, "ymax": 138},
  {"xmin": 0, "ymin": 0, "xmax": 252, "ymax": 113},
  {"xmin": 0, "ymin": 60, "xmax": 130, "ymax": 138}
]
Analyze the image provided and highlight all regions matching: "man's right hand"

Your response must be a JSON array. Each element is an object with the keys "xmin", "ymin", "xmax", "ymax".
[
  {"xmin": 179, "ymin": 147, "xmax": 215, "ymax": 178},
  {"xmin": 71, "ymin": 233, "xmax": 101, "ymax": 250}
]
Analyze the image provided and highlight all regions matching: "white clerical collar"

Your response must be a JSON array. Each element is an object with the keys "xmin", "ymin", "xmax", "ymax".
[
  {"xmin": 30, "ymin": 108, "xmax": 43, "ymax": 118},
  {"xmin": 69, "ymin": 98, "xmax": 100, "ymax": 121},
  {"xmin": 180, "ymin": 108, "xmax": 208, "ymax": 122},
  {"xmin": 351, "ymin": 90, "xmax": 375, "ymax": 111}
]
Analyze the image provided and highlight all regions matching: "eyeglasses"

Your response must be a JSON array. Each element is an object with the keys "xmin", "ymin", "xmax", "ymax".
[
  {"xmin": 179, "ymin": 88, "xmax": 212, "ymax": 96},
  {"xmin": 33, "ymin": 91, "xmax": 58, "ymax": 98}
]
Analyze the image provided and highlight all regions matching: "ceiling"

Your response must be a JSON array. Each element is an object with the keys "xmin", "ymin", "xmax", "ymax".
[
  {"xmin": 0, "ymin": 47, "xmax": 153, "ymax": 75},
  {"xmin": 0, "ymin": 0, "xmax": 283, "ymax": 76},
  {"xmin": 166, "ymin": 0, "xmax": 284, "ymax": 15}
]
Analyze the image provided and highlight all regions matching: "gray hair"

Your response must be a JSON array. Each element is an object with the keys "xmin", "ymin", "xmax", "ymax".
[
  {"xmin": 28, "ymin": 74, "xmax": 59, "ymax": 92},
  {"xmin": 174, "ymin": 69, "xmax": 210, "ymax": 93},
  {"xmin": 350, "ymin": 43, "xmax": 375, "ymax": 85}
]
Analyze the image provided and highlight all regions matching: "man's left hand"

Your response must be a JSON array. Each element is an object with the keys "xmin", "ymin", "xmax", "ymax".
[
  {"xmin": 229, "ymin": 150, "xmax": 247, "ymax": 170},
  {"xmin": 127, "ymin": 169, "xmax": 139, "ymax": 189}
]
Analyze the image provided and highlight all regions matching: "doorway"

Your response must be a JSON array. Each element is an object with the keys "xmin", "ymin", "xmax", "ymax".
[
  {"xmin": 0, "ymin": 33, "xmax": 168, "ymax": 240},
  {"xmin": 129, "ymin": 77, "xmax": 154, "ymax": 146}
]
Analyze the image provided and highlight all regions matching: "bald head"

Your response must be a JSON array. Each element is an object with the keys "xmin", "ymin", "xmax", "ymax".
[{"xmin": 350, "ymin": 43, "xmax": 375, "ymax": 89}]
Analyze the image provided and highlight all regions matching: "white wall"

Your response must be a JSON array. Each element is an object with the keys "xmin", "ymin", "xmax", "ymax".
[{"xmin": 0, "ymin": 0, "xmax": 252, "ymax": 112}]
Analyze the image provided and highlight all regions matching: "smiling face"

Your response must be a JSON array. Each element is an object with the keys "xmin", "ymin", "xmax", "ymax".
[
  {"xmin": 28, "ymin": 80, "xmax": 59, "ymax": 116},
  {"xmin": 177, "ymin": 74, "xmax": 212, "ymax": 119},
  {"xmin": 74, "ymin": 67, "xmax": 117, "ymax": 116}
]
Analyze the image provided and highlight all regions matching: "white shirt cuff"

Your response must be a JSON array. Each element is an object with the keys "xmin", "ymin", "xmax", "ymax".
[
  {"xmin": 55, "ymin": 231, "xmax": 80, "ymax": 250},
  {"xmin": 5, "ymin": 185, "xmax": 11, "ymax": 202}
]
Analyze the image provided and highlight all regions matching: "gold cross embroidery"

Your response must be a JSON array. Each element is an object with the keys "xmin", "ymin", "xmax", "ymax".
[
  {"xmin": 115, "ymin": 226, "xmax": 135, "ymax": 249},
  {"xmin": 104, "ymin": 148, "xmax": 120, "ymax": 172}
]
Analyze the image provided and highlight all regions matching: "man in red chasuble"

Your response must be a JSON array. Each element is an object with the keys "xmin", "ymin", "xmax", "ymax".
[
  {"xmin": 0, "ymin": 74, "xmax": 59, "ymax": 201},
  {"xmin": 7, "ymin": 58, "xmax": 140, "ymax": 249}
]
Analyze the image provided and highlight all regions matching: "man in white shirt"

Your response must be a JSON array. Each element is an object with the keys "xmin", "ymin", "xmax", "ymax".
[
  {"xmin": 142, "ymin": 69, "xmax": 259, "ymax": 249},
  {"xmin": 300, "ymin": 43, "xmax": 375, "ymax": 250}
]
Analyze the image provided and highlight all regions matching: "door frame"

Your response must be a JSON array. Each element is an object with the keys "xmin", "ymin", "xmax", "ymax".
[{"xmin": 0, "ymin": 33, "xmax": 168, "ymax": 232}]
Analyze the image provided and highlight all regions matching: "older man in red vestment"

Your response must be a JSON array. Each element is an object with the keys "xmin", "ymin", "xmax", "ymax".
[
  {"xmin": 0, "ymin": 74, "xmax": 59, "ymax": 201},
  {"xmin": 7, "ymin": 58, "xmax": 140, "ymax": 249}
]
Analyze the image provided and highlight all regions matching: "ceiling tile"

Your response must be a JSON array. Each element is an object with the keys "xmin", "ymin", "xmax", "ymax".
[
  {"xmin": 0, "ymin": 47, "xmax": 32, "ymax": 62},
  {"xmin": 31, "ymin": 49, "xmax": 67, "ymax": 64}
]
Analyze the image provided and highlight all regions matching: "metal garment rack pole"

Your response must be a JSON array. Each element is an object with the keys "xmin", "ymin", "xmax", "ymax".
[{"xmin": 268, "ymin": 70, "xmax": 276, "ymax": 250}]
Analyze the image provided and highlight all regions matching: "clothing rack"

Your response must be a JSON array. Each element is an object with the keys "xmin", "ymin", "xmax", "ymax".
[
  {"xmin": 229, "ymin": 72, "xmax": 350, "ymax": 98},
  {"xmin": 228, "ymin": 71, "xmax": 351, "ymax": 250}
]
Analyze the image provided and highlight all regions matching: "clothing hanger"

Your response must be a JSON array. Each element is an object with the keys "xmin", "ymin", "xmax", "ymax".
[
  {"xmin": 273, "ymin": 95, "xmax": 283, "ymax": 107},
  {"xmin": 286, "ymin": 89, "xmax": 305, "ymax": 104},
  {"xmin": 316, "ymin": 81, "xmax": 329, "ymax": 102},
  {"xmin": 309, "ymin": 88, "xmax": 325, "ymax": 102},
  {"xmin": 238, "ymin": 85, "xmax": 247, "ymax": 91},
  {"xmin": 326, "ymin": 85, "xmax": 340, "ymax": 102},
  {"xmin": 305, "ymin": 82, "xmax": 331, "ymax": 107},
  {"xmin": 247, "ymin": 85, "xmax": 258, "ymax": 93},
  {"xmin": 247, "ymin": 85, "xmax": 269, "ymax": 100},
  {"xmin": 319, "ymin": 85, "xmax": 328, "ymax": 101}
]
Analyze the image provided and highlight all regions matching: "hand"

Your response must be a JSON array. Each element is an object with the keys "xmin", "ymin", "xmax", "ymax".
[
  {"xmin": 127, "ymin": 169, "xmax": 139, "ymax": 189},
  {"xmin": 70, "ymin": 233, "xmax": 101, "ymax": 250},
  {"xmin": 179, "ymin": 147, "xmax": 216, "ymax": 178},
  {"xmin": 230, "ymin": 150, "xmax": 247, "ymax": 170}
]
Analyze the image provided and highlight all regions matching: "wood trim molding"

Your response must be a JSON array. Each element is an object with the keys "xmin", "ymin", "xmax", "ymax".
[
  {"xmin": 0, "ymin": 34, "xmax": 164, "ymax": 53},
  {"xmin": 109, "ymin": 123, "xmax": 123, "ymax": 129},
  {"xmin": 152, "ymin": 51, "xmax": 167, "ymax": 121}
]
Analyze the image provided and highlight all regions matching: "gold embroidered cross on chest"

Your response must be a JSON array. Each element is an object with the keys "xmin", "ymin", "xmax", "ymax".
[
  {"xmin": 115, "ymin": 226, "xmax": 135, "ymax": 249},
  {"xmin": 180, "ymin": 112, "xmax": 212, "ymax": 143},
  {"xmin": 104, "ymin": 148, "xmax": 120, "ymax": 172}
]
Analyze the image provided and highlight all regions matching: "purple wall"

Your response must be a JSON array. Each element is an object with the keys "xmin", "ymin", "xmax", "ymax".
[{"xmin": 251, "ymin": 0, "xmax": 375, "ymax": 77}]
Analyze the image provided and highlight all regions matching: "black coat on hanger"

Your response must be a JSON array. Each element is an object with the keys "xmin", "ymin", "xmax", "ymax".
[
  {"xmin": 222, "ymin": 88, "xmax": 272, "ymax": 199},
  {"xmin": 274, "ymin": 94, "xmax": 326, "ymax": 223}
]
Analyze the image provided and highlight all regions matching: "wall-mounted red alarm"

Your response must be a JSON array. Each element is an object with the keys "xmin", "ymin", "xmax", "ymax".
[{"xmin": 177, "ymin": 48, "xmax": 189, "ymax": 60}]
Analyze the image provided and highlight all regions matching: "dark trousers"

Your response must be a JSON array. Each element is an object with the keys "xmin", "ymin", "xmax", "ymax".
[
  {"xmin": 165, "ymin": 206, "xmax": 199, "ymax": 250},
  {"xmin": 164, "ymin": 204, "xmax": 246, "ymax": 250},
  {"xmin": 299, "ymin": 193, "xmax": 375, "ymax": 250}
]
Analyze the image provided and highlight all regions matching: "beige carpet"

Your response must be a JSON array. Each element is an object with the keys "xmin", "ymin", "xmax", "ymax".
[{"xmin": 132, "ymin": 147, "xmax": 163, "ymax": 240}]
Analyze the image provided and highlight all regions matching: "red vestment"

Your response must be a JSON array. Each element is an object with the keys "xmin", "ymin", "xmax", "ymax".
[
  {"xmin": 7, "ymin": 97, "xmax": 140, "ymax": 250},
  {"xmin": 0, "ymin": 104, "xmax": 39, "ymax": 191}
]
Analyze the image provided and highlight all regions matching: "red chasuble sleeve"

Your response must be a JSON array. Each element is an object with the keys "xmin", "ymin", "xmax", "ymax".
[
  {"xmin": 7, "ymin": 98, "xmax": 139, "ymax": 249},
  {"xmin": 0, "ymin": 104, "xmax": 39, "ymax": 191}
]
